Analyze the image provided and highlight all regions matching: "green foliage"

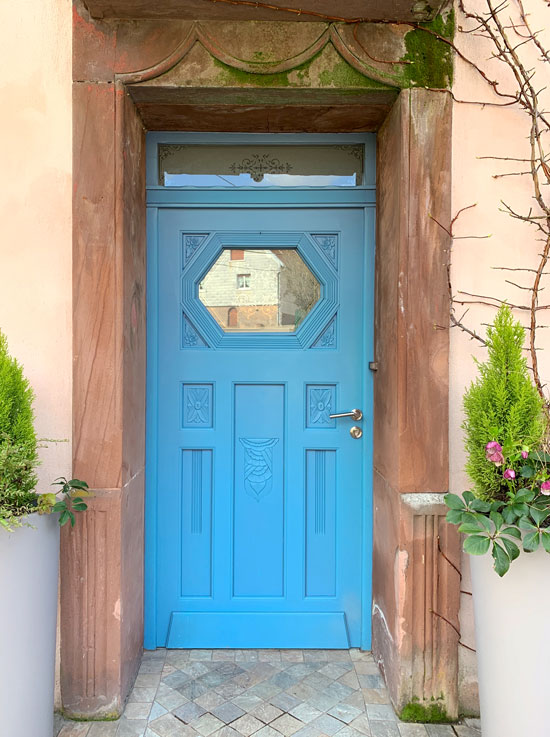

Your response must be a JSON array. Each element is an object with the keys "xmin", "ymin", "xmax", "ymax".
[
  {"xmin": 0, "ymin": 441, "xmax": 38, "ymax": 530},
  {"xmin": 445, "ymin": 306, "xmax": 550, "ymax": 576},
  {"xmin": 400, "ymin": 700, "xmax": 451, "ymax": 723},
  {"xmin": 0, "ymin": 331, "xmax": 37, "ymax": 452},
  {"xmin": 0, "ymin": 330, "xmax": 89, "ymax": 529},
  {"xmin": 0, "ymin": 331, "xmax": 38, "ymax": 529},
  {"xmin": 401, "ymin": 9, "xmax": 455, "ymax": 89},
  {"xmin": 43, "ymin": 477, "xmax": 91, "ymax": 527},
  {"xmin": 463, "ymin": 305, "xmax": 544, "ymax": 501}
]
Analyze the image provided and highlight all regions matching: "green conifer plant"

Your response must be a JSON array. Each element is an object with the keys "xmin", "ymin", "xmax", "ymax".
[
  {"xmin": 0, "ymin": 330, "xmax": 89, "ymax": 530},
  {"xmin": 445, "ymin": 305, "xmax": 550, "ymax": 576},
  {"xmin": 463, "ymin": 304, "xmax": 544, "ymax": 501},
  {"xmin": 0, "ymin": 331, "xmax": 38, "ymax": 528}
]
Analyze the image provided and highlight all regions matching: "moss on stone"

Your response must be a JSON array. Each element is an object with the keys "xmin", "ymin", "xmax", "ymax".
[
  {"xmin": 205, "ymin": 15, "xmax": 456, "ymax": 94},
  {"xmin": 59, "ymin": 709, "xmax": 120, "ymax": 722},
  {"xmin": 211, "ymin": 54, "xmax": 393, "ymax": 91},
  {"xmin": 317, "ymin": 60, "xmax": 392, "ymax": 89},
  {"xmin": 400, "ymin": 9, "xmax": 455, "ymax": 88},
  {"xmin": 400, "ymin": 699, "xmax": 453, "ymax": 724}
]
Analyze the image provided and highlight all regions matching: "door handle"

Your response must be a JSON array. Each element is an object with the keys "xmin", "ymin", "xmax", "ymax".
[{"xmin": 329, "ymin": 409, "xmax": 363, "ymax": 421}]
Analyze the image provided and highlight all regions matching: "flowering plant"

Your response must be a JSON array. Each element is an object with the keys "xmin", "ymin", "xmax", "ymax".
[{"xmin": 445, "ymin": 305, "xmax": 549, "ymax": 576}]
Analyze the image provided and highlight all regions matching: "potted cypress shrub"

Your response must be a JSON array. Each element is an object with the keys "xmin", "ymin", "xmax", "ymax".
[
  {"xmin": 445, "ymin": 305, "xmax": 550, "ymax": 737},
  {"xmin": 0, "ymin": 331, "xmax": 88, "ymax": 737}
]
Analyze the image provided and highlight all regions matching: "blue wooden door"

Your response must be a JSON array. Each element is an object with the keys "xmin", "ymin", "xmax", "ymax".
[{"xmin": 148, "ymin": 203, "xmax": 372, "ymax": 648}]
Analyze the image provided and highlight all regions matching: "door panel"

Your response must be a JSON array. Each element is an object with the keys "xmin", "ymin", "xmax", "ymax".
[{"xmin": 151, "ymin": 206, "xmax": 370, "ymax": 648}]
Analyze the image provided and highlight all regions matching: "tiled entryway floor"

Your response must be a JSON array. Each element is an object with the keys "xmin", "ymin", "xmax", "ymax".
[{"xmin": 55, "ymin": 650, "xmax": 481, "ymax": 737}]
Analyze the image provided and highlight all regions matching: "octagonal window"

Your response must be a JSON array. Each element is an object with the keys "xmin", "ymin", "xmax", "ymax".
[{"xmin": 199, "ymin": 248, "xmax": 321, "ymax": 333}]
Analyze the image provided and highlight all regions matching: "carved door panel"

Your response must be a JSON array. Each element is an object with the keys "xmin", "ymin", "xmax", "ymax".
[{"xmin": 151, "ymin": 206, "xmax": 370, "ymax": 648}]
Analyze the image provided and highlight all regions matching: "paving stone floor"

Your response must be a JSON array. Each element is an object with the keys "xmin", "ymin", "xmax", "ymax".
[{"xmin": 55, "ymin": 650, "xmax": 481, "ymax": 737}]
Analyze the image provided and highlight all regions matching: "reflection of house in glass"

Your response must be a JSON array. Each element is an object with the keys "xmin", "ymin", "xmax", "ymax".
[{"xmin": 199, "ymin": 248, "xmax": 320, "ymax": 332}]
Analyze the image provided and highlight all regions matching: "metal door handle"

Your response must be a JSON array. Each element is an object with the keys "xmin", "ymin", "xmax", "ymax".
[{"xmin": 329, "ymin": 408, "xmax": 363, "ymax": 421}]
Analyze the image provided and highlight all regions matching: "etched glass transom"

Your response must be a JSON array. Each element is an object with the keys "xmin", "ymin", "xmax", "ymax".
[
  {"xmin": 199, "ymin": 248, "xmax": 321, "ymax": 333},
  {"xmin": 159, "ymin": 144, "xmax": 364, "ymax": 186}
]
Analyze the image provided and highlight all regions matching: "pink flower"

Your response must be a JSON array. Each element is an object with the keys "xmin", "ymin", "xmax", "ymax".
[
  {"xmin": 541, "ymin": 481, "xmax": 550, "ymax": 496},
  {"xmin": 521, "ymin": 450, "xmax": 529, "ymax": 459},
  {"xmin": 485, "ymin": 441, "xmax": 504, "ymax": 466},
  {"xmin": 503, "ymin": 468, "xmax": 516, "ymax": 480}
]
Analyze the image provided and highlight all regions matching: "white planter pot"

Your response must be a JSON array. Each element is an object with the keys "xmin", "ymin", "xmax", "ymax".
[
  {"xmin": 0, "ymin": 513, "xmax": 60, "ymax": 737},
  {"xmin": 470, "ymin": 547, "xmax": 550, "ymax": 737}
]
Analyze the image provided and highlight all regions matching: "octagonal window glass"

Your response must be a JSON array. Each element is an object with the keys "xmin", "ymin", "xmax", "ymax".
[{"xmin": 199, "ymin": 248, "xmax": 321, "ymax": 333}]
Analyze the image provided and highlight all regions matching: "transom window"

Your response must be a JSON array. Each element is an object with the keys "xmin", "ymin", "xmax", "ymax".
[{"xmin": 158, "ymin": 144, "xmax": 364, "ymax": 187}]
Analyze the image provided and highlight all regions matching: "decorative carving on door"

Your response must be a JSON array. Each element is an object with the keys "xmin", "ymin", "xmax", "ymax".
[
  {"xmin": 239, "ymin": 438, "xmax": 279, "ymax": 502},
  {"xmin": 311, "ymin": 234, "xmax": 338, "ymax": 270},
  {"xmin": 307, "ymin": 385, "xmax": 336, "ymax": 427},
  {"xmin": 183, "ymin": 233, "xmax": 210, "ymax": 266}
]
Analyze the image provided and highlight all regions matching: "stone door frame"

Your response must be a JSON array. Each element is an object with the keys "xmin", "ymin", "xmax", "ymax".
[{"xmin": 64, "ymin": 10, "xmax": 460, "ymax": 721}]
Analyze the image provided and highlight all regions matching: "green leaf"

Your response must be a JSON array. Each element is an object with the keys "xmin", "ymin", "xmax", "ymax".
[
  {"xmin": 519, "ymin": 517, "xmax": 538, "ymax": 531},
  {"xmin": 68, "ymin": 479, "xmax": 89, "ymax": 490},
  {"xmin": 492, "ymin": 542, "xmax": 511, "ymax": 577},
  {"xmin": 446, "ymin": 509, "xmax": 467, "ymax": 525},
  {"xmin": 509, "ymin": 503, "xmax": 530, "ymax": 517},
  {"xmin": 529, "ymin": 450, "xmax": 550, "ymax": 464},
  {"xmin": 523, "ymin": 531, "xmax": 540, "ymax": 552},
  {"xmin": 59, "ymin": 510, "xmax": 70, "ymax": 527},
  {"xmin": 530, "ymin": 507, "xmax": 550, "ymax": 526},
  {"xmin": 502, "ymin": 526, "xmax": 521, "ymax": 539},
  {"xmin": 515, "ymin": 489, "xmax": 535, "ymax": 504},
  {"xmin": 464, "ymin": 535, "xmax": 491, "ymax": 556},
  {"xmin": 472, "ymin": 513, "xmax": 492, "ymax": 532},
  {"xmin": 463, "ymin": 491, "xmax": 476, "ymax": 504},
  {"xmin": 541, "ymin": 530, "xmax": 550, "ymax": 553},
  {"xmin": 445, "ymin": 493, "xmax": 466, "ymax": 510},
  {"xmin": 459, "ymin": 523, "xmax": 486, "ymax": 535},
  {"xmin": 68, "ymin": 511, "xmax": 75, "ymax": 527},
  {"xmin": 471, "ymin": 498, "xmax": 492, "ymax": 513},
  {"xmin": 490, "ymin": 510, "xmax": 503, "ymax": 531},
  {"xmin": 520, "ymin": 465, "xmax": 535, "ymax": 478},
  {"xmin": 500, "ymin": 536, "xmax": 520, "ymax": 561},
  {"xmin": 502, "ymin": 506, "xmax": 518, "ymax": 524},
  {"xmin": 72, "ymin": 502, "xmax": 87, "ymax": 511}
]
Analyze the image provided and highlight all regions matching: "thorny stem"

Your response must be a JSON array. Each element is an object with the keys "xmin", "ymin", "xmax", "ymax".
[{"xmin": 453, "ymin": 0, "xmax": 550, "ymax": 410}]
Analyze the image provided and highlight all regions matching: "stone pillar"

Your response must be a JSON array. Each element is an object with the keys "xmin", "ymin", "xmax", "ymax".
[
  {"xmin": 372, "ymin": 88, "xmax": 461, "ymax": 720},
  {"xmin": 61, "ymin": 49, "xmax": 146, "ymax": 715}
]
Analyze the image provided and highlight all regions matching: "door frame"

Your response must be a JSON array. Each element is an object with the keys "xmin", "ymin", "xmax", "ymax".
[{"xmin": 144, "ymin": 132, "xmax": 376, "ymax": 651}]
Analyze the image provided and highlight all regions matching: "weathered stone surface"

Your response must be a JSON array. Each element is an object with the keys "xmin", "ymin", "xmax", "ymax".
[
  {"xmin": 371, "ymin": 89, "xmax": 458, "ymax": 719},
  {"xmin": 372, "ymin": 483, "xmax": 460, "ymax": 719},
  {"xmin": 82, "ymin": 0, "xmax": 447, "ymax": 23},
  {"xmin": 134, "ymin": 102, "xmax": 391, "ymax": 132},
  {"xmin": 73, "ymin": 81, "xmax": 121, "ymax": 489},
  {"xmin": 65, "ymin": 80, "xmax": 146, "ymax": 719},
  {"xmin": 374, "ymin": 88, "xmax": 450, "ymax": 494},
  {"xmin": 60, "ymin": 490, "xmax": 124, "ymax": 717}
]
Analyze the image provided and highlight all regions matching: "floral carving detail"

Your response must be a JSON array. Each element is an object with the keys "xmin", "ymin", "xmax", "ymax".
[
  {"xmin": 312, "ymin": 234, "xmax": 338, "ymax": 269},
  {"xmin": 334, "ymin": 144, "xmax": 364, "ymax": 161},
  {"xmin": 240, "ymin": 438, "xmax": 279, "ymax": 501},
  {"xmin": 185, "ymin": 387, "xmax": 211, "ymax": 426},
  {"xmin": 183, "ymin": 315, "xmax": 207, "ymax": 348},
  {"xmin": 184, "ymin": 234, "xmax": 208, "ymax": 265},
  {"xmin": 313, "ymin": 316, "xmax": 336, "ymax": 349},
  {"xmin": 229, "ymin": 153, "xmax": 292, "ymax": 182},
  {"xmin": 309, "ymin": 388, "xmax": 334, "ymax": 425}
]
